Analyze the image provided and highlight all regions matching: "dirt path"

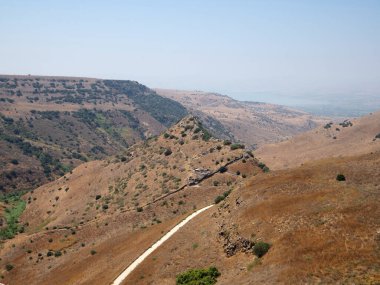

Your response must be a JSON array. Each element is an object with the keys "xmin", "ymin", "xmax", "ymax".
[{"xmin": 111, "ymin": 205, "xmax": 214, "ymax": 285}]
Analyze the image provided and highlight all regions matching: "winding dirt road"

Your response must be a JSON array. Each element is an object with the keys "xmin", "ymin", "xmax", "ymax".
[{"xmin": 111, "ymin": 205, "xmax": 214, "ymax": 285}]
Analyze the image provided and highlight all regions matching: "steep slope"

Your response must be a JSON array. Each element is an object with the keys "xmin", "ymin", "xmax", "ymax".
[
  {"xmin": 255, "ymin": 111, "xmax": 380, "ymax": 170},
  {"xmin": 121, "ymin": 151, "xmax": 380, "ymax": 285},
  {"xmin": 0, "ymin": 75, "xmax": 187, "ymax": 192},
  {"xmin": 0, "ymin": 116, "xmax": 264, "ymax": 285},
  {"xmin": 155, "ymin": 89, "xmax": 326, "ymax": 148}
]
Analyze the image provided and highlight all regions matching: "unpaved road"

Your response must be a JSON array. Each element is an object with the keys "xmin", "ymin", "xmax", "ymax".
[{"xmin": 111, "ymin": 205, "xmax": 214, "ymax": 285}]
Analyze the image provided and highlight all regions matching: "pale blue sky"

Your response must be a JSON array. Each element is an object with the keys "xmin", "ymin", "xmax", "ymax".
[{"xmin": 0, "ymin": 0, "xmax": 379, "ymax": 109}]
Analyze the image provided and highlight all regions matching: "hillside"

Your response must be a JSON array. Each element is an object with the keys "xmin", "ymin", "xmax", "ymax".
[
  {"xmin": 120, "ymin": 150, "xmax": 380, "ymax": 285},
  {"xmin": 0, "ymin": 116, "xmax": 264, "ymax": 284},
  {"xmin": 255, "ymin": 111, "xmax": 380, "ymax": 170},
  {"xmin": 0, "ymin": 75, "xmax": 187, "ymax": 192},
  {"xmin": 155, "ymin": 89, "xmax": 327, "ymax": 148}
]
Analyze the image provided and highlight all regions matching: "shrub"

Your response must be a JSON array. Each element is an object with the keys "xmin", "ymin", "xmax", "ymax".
[
  {"xmin": 176, "ymin": 266, "xmax": 220, "ymax": 285},
  {"xmin": 102, "ymin": 204, "xmax": 109, "ymax": 210},
  {"xmin": 375, "ymin": 133, "xmax": 380, "ymax": 139},
  {"xmin": 164, "ymin": 148, "xmax": 172, "ymax": 156},
  {"xmin": 214, "ymin": 190, "xmax": 231, "ymax": 204},
  {"xmin": 136, "ymin": 207, "xmax": 143, "ymax": 212},
  {"xmin": 54, "ymin": 251, "xmax": 62, "ymax": 257},
  {"xmin": 336, "ymin": 174, "xmax": 346, "ymax": 181},
  {"xmin": 5, "ymin": 264, "xmax": 14, "ymax": 271},
  {"xmin": 223, "ymin": 140, "xmax": 232, "ymax": 145},
  {"xmin": 90, "ymin": 250, "xmax": 97, "ymax": 255},
  {"xmin": 95, "ymin": 194, "xmax": 101, "ymax": 200},
  {"xmin": 253, "ymin": 242, "xmax": 271, "ymax": 258},
  {"xmin": 219, "ymin": 166, "xmax": 227, "ymax": 173},
  {"xmin": 214, "ymin": 196, "xmax": 224, "ymax": 204},
  {"xmin": 230, "ymin": 143, "xmax": 245, "ymax": 150}
]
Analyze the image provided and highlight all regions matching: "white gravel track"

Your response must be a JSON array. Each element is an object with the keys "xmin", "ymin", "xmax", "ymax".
[{"xmin": 111, "ymin": 205, "xmax": 214, "ymax": 285}]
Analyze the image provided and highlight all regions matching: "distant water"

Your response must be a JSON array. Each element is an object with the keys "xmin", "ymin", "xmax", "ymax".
[{"xmin": 227, "ymin": 92, "xmax": 380, "ymax": 118}]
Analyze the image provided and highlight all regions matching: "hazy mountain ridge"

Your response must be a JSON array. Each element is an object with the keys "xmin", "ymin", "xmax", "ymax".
[{"xmin": 155, "ymin": 89, "xmax": 327, "ymax": 149}]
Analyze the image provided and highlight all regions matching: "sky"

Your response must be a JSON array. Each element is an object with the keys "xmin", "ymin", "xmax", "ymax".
[{"xmin": 0, "ymin": 0, "xmax": 379, "ymax": 112}]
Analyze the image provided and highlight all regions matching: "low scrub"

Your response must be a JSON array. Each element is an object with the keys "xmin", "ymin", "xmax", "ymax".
[
  {"xmin": 214, "ymin": 190, "xmax": 232, "ymax": 204},
  {"xmin": 253, "ymin": 241, "xmax": 271, "ymax": 258},
  {"xmin": 0, "ymin": 193, "xmax": 26, "ymax": 240},
  {"xmin": 176, "ymin": 266, "xmax": 220, "ymax": 285},
  {"xmin": 336, "ymin": 174, "xmax": 346, "ymax": 181},
  {"xmin": 230, "ymin": 143, "xmax": 245, "ymax": 150}
]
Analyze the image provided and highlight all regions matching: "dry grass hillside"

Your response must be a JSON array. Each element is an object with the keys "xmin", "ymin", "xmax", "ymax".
[
  {"xmin": 155, "ymin": 89, "xmax": 327, "ymax": 148},
  {"xmin": 0, "ymin": 116, "xmax": 264, "ymax": 284},
  {"xmin": 255, "ymin": 111, "xmax": 380, "ymax": 170},
  {"xmin": 0, "ymin": 75, "xmax": 187, "ymax": 192},
  {"xmin": 121, "ymin": 151, "xmax": 380, "ymax": 285}
]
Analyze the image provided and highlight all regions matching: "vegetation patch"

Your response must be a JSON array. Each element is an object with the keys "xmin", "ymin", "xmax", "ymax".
[
  {"xmin": 336, "ymin": 174, "xmax": 346, "ymax": 181},
  {"xmin": 253, "ymin": 241, "xmax": 271, "ymax": 258},
  {"xmin": 0, "ymin": 192, "xmax": 26, "ymax": 240},
  {"xmin": 214, "ymin": 190, "xmax": 232, "ymax": 204},
  {"xmin": 176, "ymin": 267, "xmax": 220, "ymax": 285},
  {"xmin": 230, "ymin": 143, "xmax": 245, "ymax": 150}
]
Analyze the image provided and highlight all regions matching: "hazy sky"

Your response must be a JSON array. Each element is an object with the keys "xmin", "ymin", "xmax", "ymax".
[{"xmin": 1, "ymin": 0, "xmax": 379, "ymax": 106}]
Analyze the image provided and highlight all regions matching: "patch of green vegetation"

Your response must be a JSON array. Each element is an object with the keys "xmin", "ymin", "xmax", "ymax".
[
  {"xmin": 0, "ymin": 131, "xmax": 70, "ymax": 177},
  {"xmin": 258, "ymin": 162, "xmax": 270, "ymax": 173},
  {"xmin": 336, "ymin": 174, "xmax": 346, "ymax": 181},
  {"xmin": 253, "ymin": 241, "xmax": 271, "ymax": 258},
  {"xmin": 104, "ymin": 80, "xmax": 188, "ymax": 127},
  {"xmin": 230, "ymin": 143, "xmax": 245, "ymax": 150},
  {"xmin": 0, "ymin": 192, "xmax": 26, "ymax": 240},
  {"xmin": 176, "ymin": 267, "xmax": 220, "ymax": 285},
  {"xmin": 247, "ymin": 258, "xmax": 262, "ymax": 271},
  {"xmin": 214, "ymin": 189, "xmax": 232, "ymax": 204},
  {"xmin": 73, "ymin": 109, "xmax": 129, "ymax": 147}
]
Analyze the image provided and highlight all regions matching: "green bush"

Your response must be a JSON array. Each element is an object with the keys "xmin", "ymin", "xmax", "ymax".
[
  {"xmin": 230, "ymin": 143, "xmax": 245, "ymax": 150},
  {"xmin": 214, "ymin": 196, "xmax": 224, "ymax": 204},
  {"xmin": 336, "ymin": 174, "xmax": 346, "ymax": 181},
  {"xmin": 176, "ymin": 267, "xmax": 220, "ymax": 285},
  {"xmin": 214, "ymin": 190, "xmax": 231, "ymax": 204},
  {"xmin": 5, "ymin": 264, "xmax": 14, "ymax": 271},
  {"xmin": 0, "ymin": 193, "xmax": 26, "ymax": 240},
  {"xmin": 253, "ymin": 242, "xmax": 271, "ymax": 258}
]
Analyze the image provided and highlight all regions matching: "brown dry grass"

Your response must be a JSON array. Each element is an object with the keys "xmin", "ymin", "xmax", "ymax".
[
  {"xmin": 256, "ymin": 111, "xmax": 380, "ymax": 170},
  {"xmin": 120, "ymin": 152, "xmax": 380, "ymax": 285}
]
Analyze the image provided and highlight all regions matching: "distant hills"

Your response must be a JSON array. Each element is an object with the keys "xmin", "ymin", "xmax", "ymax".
[
  {"xmin": 156, "ymin": 89, "xmax": 327, "ymax": 149},
  {"xmin": 0, "ymin": 75, "xmax": 325, "ymax": 193},
  {"xmin": 0, "ymin": 75, "xmax": 187, "ymax": 192},
  {"xmin": 0, "ymin": 76, "xmax": 379, "ymax": 284},
  {"xmin": 255, "ymin": 111, "xmax": 380, "ymax": 170}
]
